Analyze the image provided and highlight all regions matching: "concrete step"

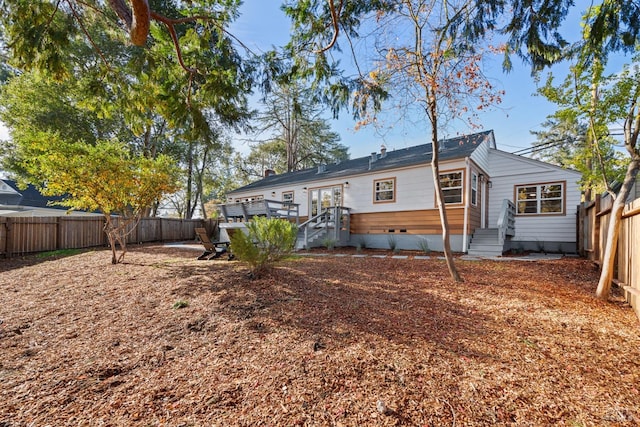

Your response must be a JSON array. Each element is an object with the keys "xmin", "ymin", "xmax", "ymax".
[
  {"xmin": 467, "ymin": 249, "xmax": 504, "ymax": 257},
  {"xmin": 472, "ymin": 228, "xmax": 499, "ymax": 236},
  {"xmin": 469, "ymin": 243, "xmax": 504, "ymax": 251},
  {"xmin": 468, "ymin": 228, "xmax": 505, "ymax": 256}
]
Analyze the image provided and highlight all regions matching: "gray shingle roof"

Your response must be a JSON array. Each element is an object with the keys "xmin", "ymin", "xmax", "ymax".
[
  {"xmin": 0, "ymin": 179, "xmax": 67, "ymax": 209},
  {"xmin": 228, "ymin": 130, "xmax": 494, "ymax": 194}
]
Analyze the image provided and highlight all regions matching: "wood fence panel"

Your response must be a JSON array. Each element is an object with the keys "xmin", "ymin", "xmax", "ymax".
[
  {"xmin": 138, "ymin": 218, "xmax": 161, "ymax": 242},
  {"xmin": 581, "ymin": 193, "xmax": 640, "ymax": 321},
  {"xmin": 181, "ymin": 220, "xmax": 200, "ymax": 242},
  {"xmin": 58, "ymin": 217, "xmax": 105, "ymax": 249},
  {"xmin": 160, "ymin": 219, "xmax": 181, "ymax": 241},
  {"xmin": 620, "ymin": 199, "xmax": 640, "ymax": 319},
  {"xmin": 8, "ymin": 217, "xmax": 59, "ymax": 255},
  {"xmin": 0, "ymin": 216, "xmax": 205, "ymax": 257},
  {"xmin": 0, "ymin": 217, "xmax": 7, "ymax": 256}
]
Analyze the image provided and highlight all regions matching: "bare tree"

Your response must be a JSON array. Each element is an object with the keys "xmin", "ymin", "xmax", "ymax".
[{"xmin": 351, "ymin": 1, "xmax": 505, "ymax": 282}]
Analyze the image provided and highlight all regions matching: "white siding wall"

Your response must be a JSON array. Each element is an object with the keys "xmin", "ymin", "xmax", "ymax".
[
  {"xmin": 231, "ymin": 158, "xmax": 470, "ymax": 217},
  {"xmin": 469, "ymin": 139, "xmax": 491, "ymax": 174},
  {"xmin": 488, "ymin": 150, "xmax": 582, "ymax": 246}
]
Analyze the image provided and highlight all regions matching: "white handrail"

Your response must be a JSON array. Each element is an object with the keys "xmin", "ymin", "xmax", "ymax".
[
  {"xmin": 299, "ymin": 206, "xmax": 350, "ymax": 249},
  {"xmin": 497, "ymin": 199, "xmax": 516, "ymax": 244}
]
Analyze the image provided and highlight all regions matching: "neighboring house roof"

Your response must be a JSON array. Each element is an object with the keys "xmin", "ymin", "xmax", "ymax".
[
  {"xmin": 0, "ymin": 179, "xmax": 103, "ymax": 217},
  {"xmin": 0, "ymin": 179, "xmax": 67, "ymax": 209},
  {"xmin": 0, "ymin": 206, "xmax": 102, "ymax": 217},
  {"xmin": 229, "ymin": 130, "xmax": 495, "ymax": 195}
]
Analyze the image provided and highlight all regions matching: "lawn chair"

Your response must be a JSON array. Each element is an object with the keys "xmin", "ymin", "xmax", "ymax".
[{"xmin": 194, "ymin": 227, "xmax": 233, "ymax": 260}]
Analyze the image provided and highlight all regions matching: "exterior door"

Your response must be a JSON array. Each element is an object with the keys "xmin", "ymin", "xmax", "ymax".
[{"xmin": 309, "ymin": 186, "xmax": 343, "ymax": 224}]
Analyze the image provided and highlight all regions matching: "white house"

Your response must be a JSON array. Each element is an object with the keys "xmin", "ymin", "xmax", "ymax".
[{"xmin": 222, "ymin": 130, "xmax": 582, "ymax": 255}]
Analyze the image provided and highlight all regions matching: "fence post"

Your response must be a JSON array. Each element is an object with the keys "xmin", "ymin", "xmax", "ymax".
[
  {"xmin": 0, "ymin": 217, "xmax": 7, "ymax": 257},
  {"xmin": 577, "ymin": 203, "xmax": 585, "ymax": 257},
  {"xmin": 57, "ymin": 216, "xmax": 63, "ymax": 250}
]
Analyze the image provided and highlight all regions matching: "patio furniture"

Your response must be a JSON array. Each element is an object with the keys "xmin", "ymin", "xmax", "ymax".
[{"xmin": 194, "ymin": 227, "xmax": 233, "ymax": 260}]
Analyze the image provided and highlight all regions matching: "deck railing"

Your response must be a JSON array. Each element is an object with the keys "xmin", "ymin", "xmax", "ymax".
[
  {"xmin": 497, "ymin": 199, "xmax": 516, "ymax": 244},
  {"xmin": 299, "ymin": 206, "xmax": 350, "ymax": 249},
  {"xmin": 218, "ymin": 199, "xmax": 300, "ymax": 224}
]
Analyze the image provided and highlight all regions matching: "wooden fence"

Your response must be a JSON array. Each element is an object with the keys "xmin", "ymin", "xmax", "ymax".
[
  {"xmin": 579, "ymin": 194, "xmax": 640, "ymax": 320},
  {"xmin": 0, "ymin": 216, "xmax": 217, "ymax": 257}
]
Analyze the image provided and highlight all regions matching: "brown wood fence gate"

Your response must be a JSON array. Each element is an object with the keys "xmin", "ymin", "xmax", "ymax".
[
  {"xmin": 578, "ymin": 194, "xmax": 640, "ymax": 320},
  {"xmin": 0, "ymin": 216, "xmax": 217, "ymax": 257}
]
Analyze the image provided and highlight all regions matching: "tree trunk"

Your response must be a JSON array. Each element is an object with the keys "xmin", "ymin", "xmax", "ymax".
[
  {"xmin": 429, "ymin": 118, "xmax": 462, "ymax": 283},
  {"xmin": 595, "ymin": 157, "xmax": 640, "ymax": 299},
  {"xmin": 185, "ymin": 141, "xmax": 194, "ymax": 219},
  {"xmin": 104, "ymin": 216, "xmax": 119, "ymax": 264}
]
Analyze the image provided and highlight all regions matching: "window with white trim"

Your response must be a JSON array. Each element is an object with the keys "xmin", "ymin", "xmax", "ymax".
[
  {"xmin": 234, "ymin": 195, "xmax": 263, "ymax": 203},
  {"xmin": 471, "ymin": 172, "xmax": 478, "ymax": 206},
  {"xmin": 282, "ymin": 191, "xmax": 294, "ymax": 204},
  {"xmin": 516, "ymin": 182, "xmax": 564, "ymax": 214},
  {"xmin": 440, "ymin": 171, "xmax": 463, "ymax": 204},
  {"xmin": 374, "ymin": 178, "xmax": 395, "ymax": 203}
]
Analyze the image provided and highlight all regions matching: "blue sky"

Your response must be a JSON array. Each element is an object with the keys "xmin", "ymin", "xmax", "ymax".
[
  {"xmin": 231, "ymin": 0, "xmax": 630, "ymax": 159},
  {"xmin": 0, "ymin": 1, "xmax": 629, "ymax": 161}
]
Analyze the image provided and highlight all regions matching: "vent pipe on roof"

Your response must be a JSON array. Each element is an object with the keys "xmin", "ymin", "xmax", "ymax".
[
  {"xmin": 264, "ymin": 169, "xmax": 276, "ymax": 177},
  {"xmin": 317, "ymin": 164, "xmax": 326, "ymax": 174},
  {"xmin": 368, "ymin": 152, "xmax": 378, "ymax": 170},
  {"xmin": 380, "ymin": 145, "xmax": 387, "ymax": 158}
]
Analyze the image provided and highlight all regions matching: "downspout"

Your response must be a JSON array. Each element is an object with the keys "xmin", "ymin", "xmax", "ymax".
[{"xmin": 462, "ymin": 158, "xmax": 470, "ymax": 253}]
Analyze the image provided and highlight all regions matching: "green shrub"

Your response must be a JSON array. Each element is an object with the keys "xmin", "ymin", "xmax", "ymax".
[
  {"xmin": 387, "ymin": 235, "xmax": 399, "ymax": 253},
  {"xmin": 417, "ymin": 238, "xmax": 430, "ymax": 254},
  {"xmin": 230, "ymin": 217, "xmax": 298, "ymax": 277},
  {"xmin": 321, "ymin": 237, "xmax": 337, "ymax": 250},
  {"xmin": 172, "ymin": 300, "xmax": 189, "ymax": 309}
]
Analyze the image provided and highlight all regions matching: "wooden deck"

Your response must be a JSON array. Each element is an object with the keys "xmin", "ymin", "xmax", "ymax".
[{"xmin": 218, "ymin": 199, "xmax": 300, "ymax": 224}]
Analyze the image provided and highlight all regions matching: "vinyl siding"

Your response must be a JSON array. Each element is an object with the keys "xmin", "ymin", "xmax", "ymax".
[
  {"xmin": 231, "ymin": 158, "xmax": 470, "ymax": 217},
  {"xmin": 487, "ymin": 150, "xmax": 582, "ymax": 243}
]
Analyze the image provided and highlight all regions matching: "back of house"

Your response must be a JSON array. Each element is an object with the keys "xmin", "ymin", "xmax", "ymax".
[{"xmin": 221, "ymin": 130, "xmax": 582, "ymax": 255}]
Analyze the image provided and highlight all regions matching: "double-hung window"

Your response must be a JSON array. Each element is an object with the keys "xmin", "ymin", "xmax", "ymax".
[
  {"xmin": 374, "ymin": 178, "xmax": 395, "ymax": 203},
  {"xmin": 282, "ymin": 191, "xmax": 294, "ymax": 204},
  {"xmin": 471, "ymin": 172, "xmax": 478, "ymax": 206},
  {"xmin": 516, "ymin": 182, "xmax": 564, "ymax": 215},
  {"xmin": 440, "ymin": 171, "xmax": 463, "ymax": 204}
]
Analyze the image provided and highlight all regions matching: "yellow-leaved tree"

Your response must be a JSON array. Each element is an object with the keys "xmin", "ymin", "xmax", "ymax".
[{"xmin": 19, "ymin": 133, "xmax": 180, "ymax": 264}]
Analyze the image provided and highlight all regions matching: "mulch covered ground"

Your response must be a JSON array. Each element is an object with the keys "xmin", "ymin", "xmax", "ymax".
[{"xmin": 1, "ymin": 244, "xmax": 639, "ymax": 426}]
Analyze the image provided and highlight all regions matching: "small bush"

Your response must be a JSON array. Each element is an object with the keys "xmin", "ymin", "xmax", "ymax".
[
  {"xmin": 172, "ymin": 300, "xmax": 189, "ymax": 309},
  {"xmin": 321, "ymin": 237, "xmax": 337, "ymax": 250},
  {"xmin": 387, "ymin": 235, "xmax": 398, "ymax": 252},
  {"xmin": 230, "ymin": 217, "xmax": 298, "ymax": 278},
  {"xmin": 417, "ymin": 238, "xmax": 430, "ymax": 254}
]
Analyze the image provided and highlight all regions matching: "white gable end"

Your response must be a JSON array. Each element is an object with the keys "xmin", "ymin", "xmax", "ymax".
[{"xmin": 487, "ymin": 149, "xmax": 582, "ymax": 248}]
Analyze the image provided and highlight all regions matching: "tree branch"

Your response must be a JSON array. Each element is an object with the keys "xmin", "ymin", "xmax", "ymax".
[
  {"xmin": 315, "ymin": 0, "xmax": 343, "ymax": 53},
  {"xmin": 66, "ymin": 0, "xmax": 111, "ymax": 70},
  {"xmin": 150, "ymin": 11, "xmax": 197, "ymax": 75},
  {"xmin": 130, "ymin": 0, "xmax": 150, "ymax": 46}
]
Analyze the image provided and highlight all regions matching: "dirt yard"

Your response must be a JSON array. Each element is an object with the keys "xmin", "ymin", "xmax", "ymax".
[{"xmin": 1, "ymin": 245, "xmax": 639, "ymax": 426}]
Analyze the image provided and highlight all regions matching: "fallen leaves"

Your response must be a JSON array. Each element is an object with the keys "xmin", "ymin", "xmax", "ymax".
[{"xmin": 0, "ymin": 245, "xmax": 639, "ymax": 426}]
